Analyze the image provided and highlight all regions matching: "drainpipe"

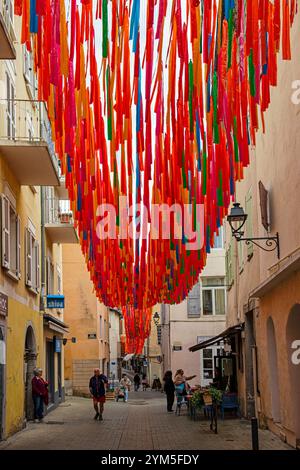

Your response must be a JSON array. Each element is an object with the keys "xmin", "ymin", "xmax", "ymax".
[
  {"xmin": 40, "ymin": 187, "xmax": 46, "ymax": 312},
  {"xmin": 234, "ymin": 238, "xmax": 240, "ymax": 323}
]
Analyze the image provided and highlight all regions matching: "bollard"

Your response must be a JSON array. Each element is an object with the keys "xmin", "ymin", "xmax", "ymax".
[{"xmin": 251, "ymin": 417, "xmax": 259, "ymax": 450}]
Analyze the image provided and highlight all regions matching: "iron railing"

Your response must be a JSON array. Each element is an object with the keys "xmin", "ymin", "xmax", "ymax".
[
  {"xmin": 44, "ymin": 198, "xmax": 74, "ymax": 226},
  {"xmin": 0, "ymin": 98, "xmax": 60, "ymax": 175}
]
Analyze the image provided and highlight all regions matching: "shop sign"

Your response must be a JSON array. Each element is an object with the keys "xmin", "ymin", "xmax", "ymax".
[
  {"xmin": 47, "ymin": 295, "xmax": 65, "ymax": 309},
  {"xmin": 54, "ymin": 337, "xmax": 62, "ymax": 353},
  {"xmin": 0, "ymin": 293, "xmax": 8, "ymax": 317}
]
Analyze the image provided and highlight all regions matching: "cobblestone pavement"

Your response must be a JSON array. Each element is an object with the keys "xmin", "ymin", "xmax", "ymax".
[{"xmin": 0, "ymin": 392, "xmax": 292, "ymax": 450}]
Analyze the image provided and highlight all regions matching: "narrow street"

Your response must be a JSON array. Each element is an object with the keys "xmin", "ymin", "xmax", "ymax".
[{"xmin": 0, "ymin": 392, "xmax": 291, "ymax": 451}]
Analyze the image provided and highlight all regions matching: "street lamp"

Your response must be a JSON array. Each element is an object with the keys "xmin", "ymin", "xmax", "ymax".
[
  {"xmin": 153, "ymin": 312, "xmax": 160, "ymax": 326},
  {"xmin": 227, "ymin": 203, "xmax": 280, "ymax": 259}
]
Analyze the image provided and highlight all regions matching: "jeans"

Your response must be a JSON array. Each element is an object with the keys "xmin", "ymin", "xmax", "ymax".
[
  {"xmin": 33, "ymin": 395, "xmax": 44, "ymax": 420},
  {"xmin": 124, "ymin": 388, "xmax": 129, "ymax": 401}
]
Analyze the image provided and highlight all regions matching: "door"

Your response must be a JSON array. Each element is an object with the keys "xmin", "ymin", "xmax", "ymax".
[
  {"xmin": 57, "ymin": 352, "xmax": 62, "ymax": 399},
  {"xmin": 201, "ymin": 346, "xmax": 222, "ymax": 387},
  {"xmin": 0, "ymin": 324, "xmax": 6, "ymax": 439},
  {"xmin": 46, "ymin": 341, "xmax": 55, "ymax": 404},
  {"xmin": 214, "ymin": 355, "xmax": 237, "ymax": 392}
]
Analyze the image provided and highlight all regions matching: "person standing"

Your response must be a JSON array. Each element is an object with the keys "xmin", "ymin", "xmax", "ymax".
[
  {"xmin": 89, "ymin": 368, "xmax": 108, "ymax": 421},
  {"xmin": 163, "ymin": 371, "xmax": 175, "ymax": 412},
  {"xmin": 133, "ymin": 372, "xmax": 141, "ymax": 391},
  {"xmin": 32, "ymin": 368, "xmax": 49, "ymax": 422},
  {"xmin": 141, "ymin": 374, "xmax": 148, "ymax": 391},
  {"xmin": 120, "ymin": 374, "xmax": 132, "ymax": 402}
]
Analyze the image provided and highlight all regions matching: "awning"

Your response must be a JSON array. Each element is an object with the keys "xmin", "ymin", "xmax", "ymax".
[
  {"xmin": 189, "ymin": 324, "xmax": 244, "ymax": 352},
  {"xmin": 43, "ymin": 313, "xmax": 69, "ymax": 335},
  {"xmin": 122, "ymin": 353, "xmax": 134, "ymax": 361}
]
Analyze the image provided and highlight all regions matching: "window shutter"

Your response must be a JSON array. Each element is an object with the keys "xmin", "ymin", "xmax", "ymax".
[
  {"xmin": 187, "ymin": 282, "xmax": 201, "ymax": 317},
  {"xmin": 259, "ymin": 181, "xmax": 269, "ymax": 231},
  {"xmin": 16, "ymin": 215, "xmax": 21, "ymax": 278},
  {"xmin": 25, "ymin": 229, "xmax": 32, "ymax": 286},
  {"xmin": 35, "ymin": 241, "xmax": 40, "ymax": 291},
  {"xmin": 1, "ymin": 195, "xmax": 10, "ymax": 269},
  {"xmin": 245, "ymin": 192, "xmax": 254, "ymax": 258}
]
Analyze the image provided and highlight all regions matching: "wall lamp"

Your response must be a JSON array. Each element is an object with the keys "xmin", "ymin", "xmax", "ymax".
[
  {"xmin": 153, "ymin": 312, "xmax": 160, "ymax": 326},
  {"xmin": 227, "ymin": 203, "xmax": 280, "ymax": 259}
]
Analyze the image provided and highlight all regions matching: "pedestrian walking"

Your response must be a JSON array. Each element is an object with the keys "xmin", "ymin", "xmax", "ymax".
[
  {"xmin": 120, "ymin": 374, "xmax": 132, "ymax": 401},
  {"xmin": 133, "ymin": 372, "xmax": 141, "ymax": 391},
  {"xmin": 32, "ymin": 368, "xmax": 49, "ymax": 422},
  {"xmin": 89, "ymin": 368, "xmax": 108, "ymax": 421},
  {"xmin": 163, "ymin": 371, "xmax": 175, "ymax": 412},
  {"xmin": 141, "ymin": 374, "xmax": 148, "ymax": 391}
]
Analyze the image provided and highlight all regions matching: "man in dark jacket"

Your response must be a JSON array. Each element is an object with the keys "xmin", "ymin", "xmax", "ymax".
[
  {"xmin": 89, "ymin": 368, "xmax": 108, "ymax": 420},
  {"xmin": 32, "ymin": 368, "xmax": 48, "ymax": 422}
]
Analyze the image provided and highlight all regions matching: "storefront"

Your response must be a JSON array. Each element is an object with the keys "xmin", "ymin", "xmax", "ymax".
[
  {"xmin": 43, "ymin": 314, "xmax": 68, "ymax": 408},
  {"xmin": 0, "ymin": 292, "xmax": 8, "ymax": 440},
  {"xmin": 189, "ymin": 324, "xmax": 244, "ymax": 393}
]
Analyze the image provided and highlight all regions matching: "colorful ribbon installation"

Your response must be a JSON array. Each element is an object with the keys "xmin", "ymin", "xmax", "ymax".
[{"xmin": 15, "ymin": 1, "xmax": 296, "ymax": 353}]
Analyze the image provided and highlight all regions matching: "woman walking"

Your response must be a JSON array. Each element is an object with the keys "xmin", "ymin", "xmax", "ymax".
[{"xmin": 163, "ymin": 370, "xmax": 175, "ymax": 413}]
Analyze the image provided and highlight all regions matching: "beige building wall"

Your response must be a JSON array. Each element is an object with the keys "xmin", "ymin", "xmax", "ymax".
[
  {"xmin": 224, "ymin": 12, "xmax": 300, "ymax": 448},
  {"xmin": 161, "ymin": 243, "xmax": 226, "ymax": 387},
  {"xmin": 62, "ymin": 244, "xmax": 110, "ymax": 396}
]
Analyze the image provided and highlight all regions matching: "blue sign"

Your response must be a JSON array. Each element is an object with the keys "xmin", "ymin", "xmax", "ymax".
[
  {"xmin": 47, "ymin": 295, "xmax": 65, "ymax": 309},
  {"xmin": 54, "ymin": 338, "xmax": 61, "ymax": 353}
]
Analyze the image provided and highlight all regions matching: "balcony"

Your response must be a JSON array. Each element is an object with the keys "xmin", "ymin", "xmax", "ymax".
[
  {"xmin": 0, "ymin": 99, "xmax": 60, "ymax": 186},
  {"xmin": 0, "ymin": 1, "xmax": 16, "ymax": 59},
  {"xmin": 56, "ymin": 175, "xmax": 69, "ymax": 200},
  {"xmin": 44, "ymin": 198, "xmax": 78, "ymax": 244}
]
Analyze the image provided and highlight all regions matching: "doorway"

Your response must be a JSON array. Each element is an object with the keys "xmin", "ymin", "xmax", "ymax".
[
  {"xmin": 286, "ymin": 304, "xmax": 300, "ymax": 445},
  {"xmin": 24, "ymin": 326, "xmax": 37, "ymax": 422},
  {"xmin": 46, "ymin": 340, "xmax": 55, "ymax": 404},
  {"xmin": 267, "ymin": 317, "xmax": 281, "ymax": 423},
  {"xmin": 0, "ymin": 323, "xmax": 6, "ymax": 439}
]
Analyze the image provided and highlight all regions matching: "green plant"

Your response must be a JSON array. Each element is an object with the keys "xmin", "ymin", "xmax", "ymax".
[
  {"xmin": 209, "ymin": 387, "xmax": 223, "ymax": 403},
  {"xmin": 191, "ymin": 390, "xmax": 204, "ymax": 409}
]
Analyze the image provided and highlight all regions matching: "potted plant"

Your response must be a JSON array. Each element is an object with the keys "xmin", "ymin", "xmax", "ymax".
[{"xmin": 190, "ymin": 390, "xmax": 204, "ymax": 409}]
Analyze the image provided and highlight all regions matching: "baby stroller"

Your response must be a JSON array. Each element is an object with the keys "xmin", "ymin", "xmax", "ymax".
[{"xmin": 115, "ymin": 386, "xmax": 126, "ymax": 402}]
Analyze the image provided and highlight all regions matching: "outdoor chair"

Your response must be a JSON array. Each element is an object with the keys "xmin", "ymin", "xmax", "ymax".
[
  {"xmin": 220, "ymin": 393, "xmax": 240, "ymax": 419},
  {"xmin": 175, "ymin": 384, "xmax": 188, "ymax": 416}
]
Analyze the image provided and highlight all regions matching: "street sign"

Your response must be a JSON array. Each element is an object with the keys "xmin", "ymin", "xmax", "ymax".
[
  {"xmin": 88, "ymin": 333, "xmax": 97, "ymax": 339},
  {"xmin": 46, "ymin": 295, "xmax": 65, "ymax": 309}
]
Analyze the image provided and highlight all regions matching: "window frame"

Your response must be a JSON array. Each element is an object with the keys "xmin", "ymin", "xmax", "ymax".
[
  {"xmin": 25, "ymin": 227, "xmax": 39, "ymax": 293},
  {"xmin": 200, "ymin": 277, "xmax": 227, "ymax": 317}
]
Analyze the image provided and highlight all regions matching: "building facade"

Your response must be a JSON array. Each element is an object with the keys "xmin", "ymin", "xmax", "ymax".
[
  {"xmin": 0, "ymin": 3, "xmax": 76, "ymax": 439},
  {"xmin": 160, "ymin": 230, "xmax": 227, "ymax": 387},
  {"xmin": 224, "ymin": 13, "xmax": 300, "ymax": 448},
  {"xmin": 62, "ymin": 244, "xmax": 110, "ymax": 397}
]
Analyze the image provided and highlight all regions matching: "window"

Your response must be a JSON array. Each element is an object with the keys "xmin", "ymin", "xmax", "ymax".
[
  {"xmin": 23, "ymin": 44, "xmax": 36, "ymax": 99},
  {"xmin": 198, "ymin": 336, "xmax": 223, "ymax": 386},
  {"xmin": 6, "ymin": 71, "xmax": 15, "ymax": 139},
  {"xmin": 201, "ymin": 277, "xmax": 226, "ymax": 316},
  {"xmin": 1, "ymin": 194, "xmax": 21, "ymax": 279},
  {"xmin": 25, "ymin": 228, "xmax": 39, "ymax": 292},
  {"xmin": 187, "ymin": 282, "xmax": 201, "ymax": 317},
  {"xmin": 212, "ymin": 227, "xmax": 224, "ymax": 249},
  {"xmin": 46, "ymin": 257, "xmax": 54, "ymax": 295}
]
